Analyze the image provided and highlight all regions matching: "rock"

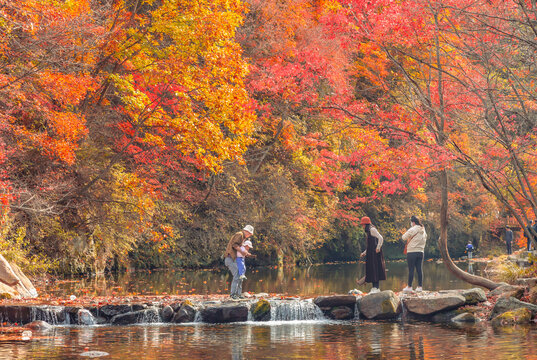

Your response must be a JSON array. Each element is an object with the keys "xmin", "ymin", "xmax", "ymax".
[
  {"xmin": 489, "ymin": 297, "xmax": 537, "ymax": 319},
  {"xmin": 169, "ymin": 302, "xmax": 182, "ymax": 312},
  {"xmin": 160, "ymin": 305, "xmax": 174, "ymax": 322},
  {"xmin": 110, "ymin": 308, "xmax": 159, "ymax": 325},
  {"xmin": 313, "ymin": 295, "xmax": 357, "ymax": 308},
  {"xmin": 254, "ymin": 293, "xmax": 269, "ymax": 299},
  {"xmin": 403, "ymin": 293, "xmax": 466, "ymax": 316},
  {"xmin": 0, "ymin": 256, "xmax": 37, "ymax": 298},
  {"xmin": 25, "ymin": 320, "xmax": 52, "ymax": 330},
  {"xmin": 250, "ymin": 299, "xmax": 271, "ymax": 321},
  {"xmin": 200, "ymin": 303, "xmax": 249, "ymax": 323},
  {"xmin": 516, "ymin": 278, "xmax": 537, "ymax": 287},
  {"xmin": 330, "ymin": 306, "xmax": 354, "ymax": 320},
  {"xmin": 172, "ymin": 303, "xmax": 198, "ymax": 323},
  {"xmin": 460, "ymin": 288, "xmax": 487, "ymax": 305},
  {"xmin": 64, "ymin": 306, "xmax": 83, "ymax": 323},
  {"xmin": 358, "ymin": 290, "xmax": 400, "ymax": 320},
  {"xmin": 10, "ymin": 264, "xmax": 37, "ymax": 298},
  {"xmin": 99, "ymin": 305, "xmax": 133, "ymax": 319},
  {"xmin": 314, "ymin": 295, "xmax": 357, "ymax": 320},
  {"xmin": 0, "ymin": 306, "xmax": 32, "ymax": 324},
  {"xmin": 430, "ymin": 310, "xmax": 461, "ymax": 323},
  {"xmin": 0, "ymin": 282, "xmax": 18, "ymax": 299},
  {"xmin": 491, "ymin": 308, "xmax": 532, "ymax": 326},
  {"xmin": 489, "ymin": 284, "xmax": 525, "ymax": 299},
  {"xmin": 451, "ymin": 312, "xmax": 478, "ymax": 323}
]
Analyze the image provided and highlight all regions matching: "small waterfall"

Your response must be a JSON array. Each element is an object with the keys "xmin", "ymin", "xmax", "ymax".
[
  {"xmin": 269, "ymin": 299, "xmax": 324, "ymax": 321},
  {"xmin": 354, "ymin": 301, "xmax": 360, "ymax": 320},
  {"xmin": 193, "ymin": 310, "xmax": 202, "ymax": 323},
  {"xmin": 78, "ymin": 309, "xmax": 95, "ymax": 325},
  {"xmin": 31, "ymin": 306, "xmax": 64, "ymax": 325},
  {"xmin": 140, "ymin": 308, "xmax": 160, "ymax": 323}
]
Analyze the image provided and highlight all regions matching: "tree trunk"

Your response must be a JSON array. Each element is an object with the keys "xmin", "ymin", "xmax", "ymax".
[{"xmin": 438, "ymin": 169, "xmax": 500, "ymax": 290}]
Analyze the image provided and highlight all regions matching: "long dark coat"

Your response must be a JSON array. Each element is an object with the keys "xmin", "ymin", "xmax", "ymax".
[{"xmin": 365, "ymin": 230, "xmax": 386, "ymax": 283}]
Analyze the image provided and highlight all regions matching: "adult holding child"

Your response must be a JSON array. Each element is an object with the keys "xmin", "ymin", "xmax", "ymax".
[
  {"xmin": 359, "ymin": 216, "xmax": 386, "ymax": 294},
  {"xmin": 402, "ymin": 216, "xmax": 427, "ymax": 293},
  {"xmin": 224, "ymin": 225, "xmax": 254, "ymax": 299}
]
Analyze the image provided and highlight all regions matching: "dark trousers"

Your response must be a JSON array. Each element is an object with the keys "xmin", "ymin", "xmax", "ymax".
[
  {"xmin": 506, "ymin": 242, "xmax": 512, "ymax": 255},
  {"xmin": 407, "ymin": 252, "xmax": 424, "ymax": 287}
]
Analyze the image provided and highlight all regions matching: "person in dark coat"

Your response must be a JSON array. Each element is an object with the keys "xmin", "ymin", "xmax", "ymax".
[
  {"xmin": 360, "ymin": 216, "xmax": 386, "ymax": 294},
  {"xmin": 505, "ymin": 226, "xmax": 513, "ymax": 255},
  {"xmin": 524, "ymin": 220, "xmax": 534, "ymax": 251}
]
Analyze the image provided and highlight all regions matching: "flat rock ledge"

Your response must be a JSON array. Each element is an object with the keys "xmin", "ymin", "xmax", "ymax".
[{"xmin": 0, "ymin": 287, "xmax": 534, "ymax": 327}]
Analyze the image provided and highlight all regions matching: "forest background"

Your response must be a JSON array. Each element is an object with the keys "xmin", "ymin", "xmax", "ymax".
[{"xmin": 1, "ymin": 0, "xmax": 536, "ymax": 276}]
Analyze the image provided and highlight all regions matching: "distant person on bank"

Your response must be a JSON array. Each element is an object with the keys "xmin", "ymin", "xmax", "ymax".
[
  {"xmin": 465, "ymin": 241, "xmax": 474, "ymax": 260},
  {"xmin": 402, "ymin": 216, "xmax": 427, "ymax": 293},
  {"xmin": 524, "ymin": 220, "xmax": 535, "ymax": 251},
  {"xmin": 224, "ymin": 225, "xmax": 254, "ymax": 299},
  {"xmin": 505, "ymin": 226, "xmax": 513, "ymax": 255},
  {"xmin": 360, "ymin": 216, "xmax": 386, "ymax": 294}
]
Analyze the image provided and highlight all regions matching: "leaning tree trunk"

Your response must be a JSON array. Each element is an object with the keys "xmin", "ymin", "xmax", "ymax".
[{"xmin": 439, "ymin": 169, "xmax": 500, "ymax": 290}]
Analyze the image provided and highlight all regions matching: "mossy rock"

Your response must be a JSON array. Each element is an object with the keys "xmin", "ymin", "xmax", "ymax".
[
  {"xmin": 491, "ymin": 307, "xmax": 532, "ymax": 326},
  {"xmin": 251, "ymin": 299, "xmax": 271, "ymax": 321},
  {"xmin": 0, "ymin": 293, "xmax": 13, "ymax": 300}
]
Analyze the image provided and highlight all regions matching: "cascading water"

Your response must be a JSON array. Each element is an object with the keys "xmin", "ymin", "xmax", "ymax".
[
  {"xmin": 78, "ymin": 309, "xmax": 95, "ymax": 325},
  {"xmin": 269, "ymin": 299, "xmax": 325, "ymax": 321},
  {"xmin": 31, "ymin": 306, "xmax": 65, "ymax": 325}
]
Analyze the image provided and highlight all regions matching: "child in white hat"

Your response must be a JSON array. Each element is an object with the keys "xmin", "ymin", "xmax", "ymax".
[{"xmin": 237, "ymin": 240, "xmax": 254, "ymax": 280}]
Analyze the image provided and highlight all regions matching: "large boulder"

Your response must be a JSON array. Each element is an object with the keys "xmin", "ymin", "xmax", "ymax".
[
  {"xmin": 358, "ymin": 290, "xmax": 400, "ymax": 320},
  {"xmin": 489, "ymin": 297, "xmax": 537, "ymax": 319},
  {"xmin": 250, "ymin": 299, "xmax": 271, "ymax": 321},
  {"xmin": 172, "ymin": 302, "xmax": 199, "ymax": 323},
  {"xmin": 460, "ymin": 288, "xmax": 487, "ymax": 305},
  {"xmin": 491, "ymin": 308, "xmax": 532, "ymax": 326},
  {"xmin": 200, "ymin": 303, "xmax": 249, "ymax": 323},
  {"xmin": 314, "ymin": 295, "xmax": 357, "ymax": 320},
  {"xmin": 0, "ymin": 255, "xmax": 37, "ymax": 298},
  {"xmin": 403, "ymin": 293, "xmax": 466, "ymax": 316},
  {"xmin": 489, "ymin": 284, "xmax": 525, "ymax": 299}
]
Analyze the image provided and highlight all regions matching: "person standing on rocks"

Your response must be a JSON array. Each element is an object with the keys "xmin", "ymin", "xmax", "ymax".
[
  {"xmin": 505, "ymin": 226, "xmax": 513, "ymax": 255},
  {"xmin": 360, "ymin": 216, "xmax": 386, "ymax": 294},
  {"xmin": 402, "ymin": 215, "xmax": 427, "ymax": 293},
  {"xmin": 224, "ymin": 225, "xmax": 254, "ymax": 299}
]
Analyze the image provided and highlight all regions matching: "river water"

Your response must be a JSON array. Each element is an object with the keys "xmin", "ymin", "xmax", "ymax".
[
  {"xmin": 1, "ymin": 261, "xmax": 535, "ymax": 359},
  {"xmin": 1, "ymin": 321, "xmax": 536, "ymax": 359},
  {"xmin": 43, "ymin": 260, "xmax": 483, "ymax": 297}
]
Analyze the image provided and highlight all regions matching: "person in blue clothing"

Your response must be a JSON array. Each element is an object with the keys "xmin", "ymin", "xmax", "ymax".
[{"xmin": 465, "ymin": 241, "xmax": 474, "ymax": 260}]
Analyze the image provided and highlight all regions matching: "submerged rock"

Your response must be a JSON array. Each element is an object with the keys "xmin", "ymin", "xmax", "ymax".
[
  {"xmin": 200, "ymin": 303, "xmax": 249, "ymax": 323},
  {"xmin": 489, "ymin": 297, "xmax": 537, "ymax": 319},
  {"xmin": 491, "ymin": 308, "xmax": 532, "ymax": 326},
  {"xmin": 451, "ymin": 312, "xmax": 479, "ymax": 323},
  {"xmin": 251, "ymin": 299, "xmax": 271, "ymax": 321},
  {"xmin": 404, "ymin": 293, "xmax": 466, "ymax": 316},
  {"xmin": 358, "ymin": 290, "xmax": 400, "ymax": 320},
  {"xmin": 26, "ymin": 320, "xmax": 52, "ymax": 330},
  {"xmin": 314, "ymin": 295, "xmax": 356, "ymax": 320}
]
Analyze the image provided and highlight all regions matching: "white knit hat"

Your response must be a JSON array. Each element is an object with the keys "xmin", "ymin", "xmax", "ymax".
[{"xmin": 243, "ymin": 225, "xmax": 254, "ymax": 234}]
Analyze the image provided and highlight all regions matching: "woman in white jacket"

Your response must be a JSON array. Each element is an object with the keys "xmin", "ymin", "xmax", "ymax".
[{"xmin": 402, "ymin": 216, "xmax": 427, "ymax": 292}]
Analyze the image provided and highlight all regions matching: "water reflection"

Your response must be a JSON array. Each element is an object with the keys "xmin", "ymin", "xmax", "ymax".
[
  {"xmin": 1, "ymin": 322, "xmax": 535, "ymax": 359},
  {"xmin": 43, "ymin": 261, "xmax": 485, "ymax": 298}
]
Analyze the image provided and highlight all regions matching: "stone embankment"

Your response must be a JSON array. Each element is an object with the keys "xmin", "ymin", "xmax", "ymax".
[{"xmin": 0, "ymin": 279, "xmax": 536, "ymax": 328}]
